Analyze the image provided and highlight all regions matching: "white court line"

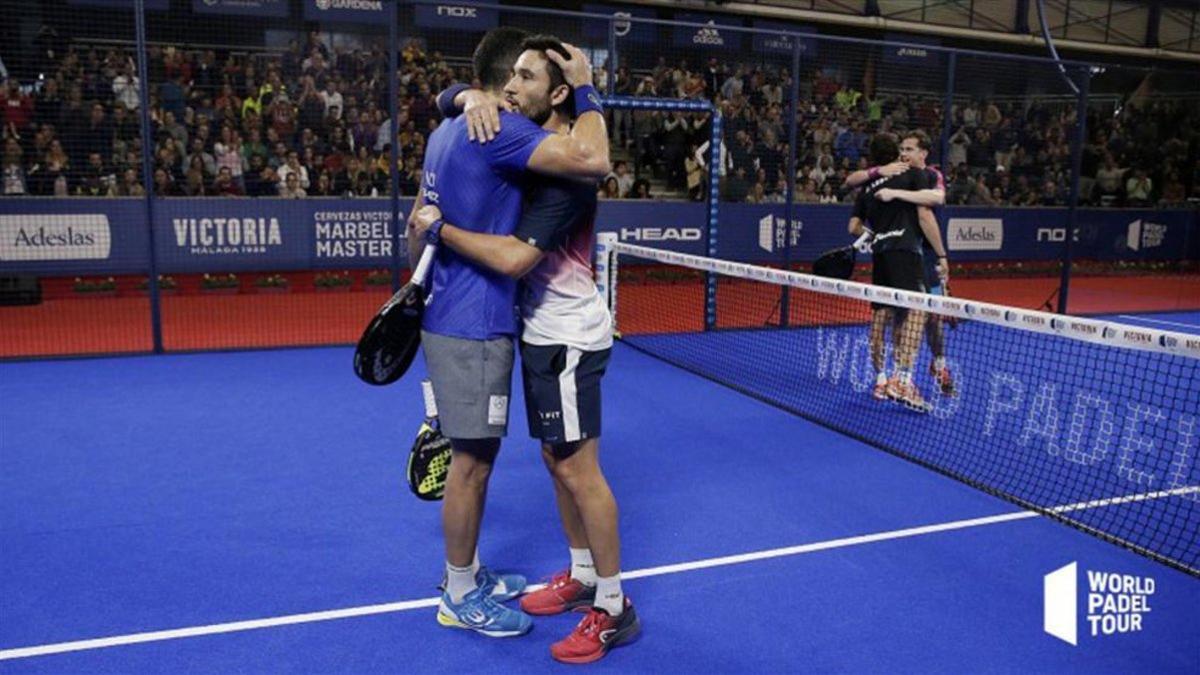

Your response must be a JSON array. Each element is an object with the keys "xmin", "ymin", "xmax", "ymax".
[
  {"xmin": 2, "ymin": 486, "xmax": 1196, "ymax": 662},
  {"xmin": 1116, "ymin": 314, "xmax": 1200, "ymax": 330}
]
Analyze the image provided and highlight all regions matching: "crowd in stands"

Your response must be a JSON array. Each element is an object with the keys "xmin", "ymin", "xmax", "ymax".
[{"xmin": 2, "ymin": 32, "xmax": 1197, "ymax": 209}]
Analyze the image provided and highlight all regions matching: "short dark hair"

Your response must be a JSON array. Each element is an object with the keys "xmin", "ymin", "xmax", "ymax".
[
  {"xmin": 869, "ymin": 133, "xmax": 899, "ymax": 166},
  {"xmin": 903, "ymin": 129, "xmax": 932, "ymax": 152},
  {"xmin": 519, "ymin": 34, "xmax": 575, "ymax": 117},
  {"xmin": 473, "ymin": 27, "xmax": 530, "ymax": 89}
]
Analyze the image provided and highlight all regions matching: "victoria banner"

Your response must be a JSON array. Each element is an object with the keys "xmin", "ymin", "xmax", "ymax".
[{"xmin": 0, "ymin": 198, "xmax": 1194, "ymax": 275}]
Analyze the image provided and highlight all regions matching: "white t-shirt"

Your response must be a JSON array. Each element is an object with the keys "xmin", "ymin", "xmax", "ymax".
[{"xmin": 517, "ymin": 180, "xmax": 613, "ymax": 352}]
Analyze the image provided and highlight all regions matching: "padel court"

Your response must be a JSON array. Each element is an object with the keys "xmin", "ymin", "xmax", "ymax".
[{"xmin": 2, "ymin": 320, "xmax": 1197, "ymax": 672}]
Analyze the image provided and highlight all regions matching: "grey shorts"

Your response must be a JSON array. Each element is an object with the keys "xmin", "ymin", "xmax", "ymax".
[{"xmin": 421, "ymin": 331, "xmax": 514, "ymax": 439}]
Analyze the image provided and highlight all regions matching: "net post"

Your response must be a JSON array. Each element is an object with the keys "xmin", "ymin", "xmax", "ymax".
[
  {"xmin": 596, "ymin": 232, "xmax": 619, "ymax": 334},
  {"xmin": 606, "ymin": 18, "xmax": 617, "ymax": 96},
  {"xmin": 780, "ymin": 40, "xmax": 802, "ymax": 328},
  {"xmin": 389, "ymin": 0, "xmax": 402, "ymax": 291},
  {"xmin": 1056, "ymin": 67, "xmax": 1091, "ymax": 314},
  {"xmin": 134, "ymin": 0, "xmax": 163, "ymax": 354},
  {"xmin": 939, "ymin": 51, "xmax": 957, "ymax": 170},
  {"xmin": 705, "ymin": 109, "xmax": 722, "ymax": 331}
]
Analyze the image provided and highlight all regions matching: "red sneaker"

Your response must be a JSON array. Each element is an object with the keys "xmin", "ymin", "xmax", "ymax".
[
  {"xmin": 550, "ymin": 598, "xmax": 641, "ymax": 664},
  {"xmin": 519, "ymin": 570, "xmax": 596, "ymax": 616}
]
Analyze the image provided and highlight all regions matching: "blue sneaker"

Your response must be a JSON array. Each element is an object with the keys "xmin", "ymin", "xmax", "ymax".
[
  {"xmin": 437, "ymin": 587, "xmax": 533, "ymax": 638},
  {"xmin": 477, "ymin": 566, "xmax": 526, "ymax": 602}
]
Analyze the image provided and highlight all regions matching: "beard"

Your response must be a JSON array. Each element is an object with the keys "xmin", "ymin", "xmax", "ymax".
[{"xmin": 520, "ymin": 95, "xmax": 554, "ymax": 127}]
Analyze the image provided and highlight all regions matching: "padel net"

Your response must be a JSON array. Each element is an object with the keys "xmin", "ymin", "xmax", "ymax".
[{"xmin": 597, "ymin": 234, "xmax": 1200, "ymax": 576}]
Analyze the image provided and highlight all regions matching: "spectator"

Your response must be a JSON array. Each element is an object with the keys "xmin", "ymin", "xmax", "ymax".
[
  {"xmin": 310, "ymin": 171, "xmax": 335, "ymax": 197},
  {"xmin": 818, "ymin": 183, "xmax": 838, "ymax": 204},
  {"xmin": 276, "ymin": 149, "xmax": 308, "ymax": 189},
  {"xmin": 723, "ymin": 166, "xmax": 750, "ymax": 203},
  {"xmin": 212, "ymin": 166, "xmax": 242, "ymax": 196},
  {"xmin": 183, "ymin": 167, "xmax": 206, "ymax": 196},
  {"xmin": 2, "ymin": 139, "xmax": 27, "ymax": 195},
  {"xmin": 610, "ymin": 160, "xmax": 633, "ymax": 198},
  {"xmin": 279, "ymin": 171, "xmax": 305, "ymax": 198},
  {"xmin": 1125, "ymin": 168, "xmax": 1152, "ymax": 206},
  {"xmin": 1095, "ymin": 155, "xmax": 1126, "ymax": 204},
  {"xmin": 795, "ymin": 178, "xmax": 820, "ymax": 204},
  {"xmin": 153, "ymin": 166, "xmax": 179, "ymax": 196},
  {"xmin": 1160, "ymin": 171, "xmax": 1186, "ymax": 206},
  {"xmin": 244, "ymin": 155, "xmax": 276, "ymax": 197},
  {"xmin": 685, "ymin": 149, "xmax": 704, "ymax": 201},
  {"xmin": 115, "ymin": 167, "xmax": 144, "ymax": 196},
  {"xmin": 4, "ymin": 80, "xmax": 34, "ymax": 132},
  {"xmin": 112, "ymin": 60, "xmax": 140, "ymax": 111},
  {"xmin": 599, "ymin": 176, "xmax": 620, "ymax": 200}
]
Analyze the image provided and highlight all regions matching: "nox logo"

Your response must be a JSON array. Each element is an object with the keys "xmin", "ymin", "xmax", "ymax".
[
  {"xmin": 437, "ymin": 5, "xmax": 477, "ymax": 18},
  {"xmin": 1044, "ymin": 562, "xmax": 1155, "ymax": 646},
  {"xmin": 1036, "ymin": 227, "xmax": 1080, "ymax": 243}
]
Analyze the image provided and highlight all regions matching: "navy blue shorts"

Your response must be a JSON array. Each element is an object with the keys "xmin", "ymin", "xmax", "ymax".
[{"xmin": 520, "ymin": 342, "xmax": 610, "ymax": 446}]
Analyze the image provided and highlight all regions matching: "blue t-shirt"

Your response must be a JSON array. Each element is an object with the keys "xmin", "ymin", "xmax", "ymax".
[{"xmin": 419, "ymin": 112, "xmax": 550, "ymax": 339}]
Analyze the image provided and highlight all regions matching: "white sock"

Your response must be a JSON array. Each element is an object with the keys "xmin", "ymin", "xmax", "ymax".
[
  {"xmin": 898, "ymin": 370, "xmax": 913, "ymax": 385},
  {"xmin": 445, "ymin": 561, "xmax": 478, "ymax": 604},
  {"xmin": 934, "ymin": 356, "xmax": 947, "ymax": 370},
  {"xmin": 569, "ymin": 547, "xmax": 597, "ymax": 587},
  {"xmin": 594, "ymin": 573, "xmax": 624, "ymax": 616},
  {"xmin": 875, "ymin": 371, "xmax": 888, "ymax": 385},
  {"xmin": 469, "ymin": 549, "xmax": 480, "ymax": 577}
]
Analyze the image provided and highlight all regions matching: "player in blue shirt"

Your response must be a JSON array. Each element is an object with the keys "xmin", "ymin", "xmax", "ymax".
[
  {"xmin": 413, "ymin": 36, "xmax": 639, "ymax": 664},
  {"xmin": 403, "ymin": 28, "xmax": 611, "ymax": 639}
]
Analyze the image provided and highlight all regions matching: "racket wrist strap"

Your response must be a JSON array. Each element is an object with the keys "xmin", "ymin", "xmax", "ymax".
[{"xmin": 425, "ymin": 218, "xmax": 444, "ymax": 245}]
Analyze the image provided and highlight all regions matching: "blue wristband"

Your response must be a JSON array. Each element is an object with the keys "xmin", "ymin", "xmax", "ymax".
[{"xmin": 573, "ymin": 85, "xmax": 603, "ymax": 117}]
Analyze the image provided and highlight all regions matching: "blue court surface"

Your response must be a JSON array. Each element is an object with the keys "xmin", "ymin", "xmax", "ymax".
[
  {"xmin": 1103, "ymin": 311, "xmax": 1200, "ymax": 336},
  {"xmin": 1, "ymin": 342, "xmax": 1197, "ymax": 673}
]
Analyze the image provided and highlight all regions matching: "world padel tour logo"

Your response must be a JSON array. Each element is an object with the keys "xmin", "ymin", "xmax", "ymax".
[
  {"xmin": 1044, "ymin": 562, "xmax": 1155, "ymax": 646},
  {"xmin": 758, "ymin": 214, "xmax": 802, "ymax": 253}
]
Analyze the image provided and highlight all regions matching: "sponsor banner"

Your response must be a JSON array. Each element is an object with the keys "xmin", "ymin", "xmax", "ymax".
[
  {"xmin": 68, "ymin": 0, "xmax": 169, "ymax": 9},
  {"xmin": 884, "ymin": 32, "xmax": 943, "ymax": 63},
  {"xmin": 304, "ymin": 0, "xmax": 388, "ymax": 24},
  {"xmin": 751, "ymin": 19, "xmax": 817, "ymax": 57},
  {"xmin": 413, "ymin": 2, "xmax": 499, "ymax": 31},
  {"xmin": 582, "ymin": 3, "xmax": 657, "ymax": 44},
  {"xmin": 672, "ymin": 12, "xmax": 744, "ymax": 51},
  {"xmin": 193, "ymin": 0, "xmax": 289, "ymax": 17},
  {"xmin": 0, "ymin": 214, "xmax": 111, "ymax": 262},
  {"xmin": 948, "ymin": 218, "xmax": 1004, "ymax": 251},
  {"xmin": 0, "ymin": 200, "xmax": 1195, "ymax": 275}
]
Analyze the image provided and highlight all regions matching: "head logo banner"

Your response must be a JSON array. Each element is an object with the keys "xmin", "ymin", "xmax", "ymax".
[
  {"xmin": 413, "ymin": 3, "xmax": 499, "ymax": 31},
  {"xmin": 305, "ymin": 0, "xmax": 387, "ymax": 23},
  {"xmin": 582, "ymin": 3, "xmax": 656, "ymax": 44},
  {"xmin": 193, "ymin": 0, "xmax": 289, "ymax": 18}
]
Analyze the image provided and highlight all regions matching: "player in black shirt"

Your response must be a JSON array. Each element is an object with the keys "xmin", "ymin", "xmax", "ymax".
[{"xmin": 848, "ymin": 133, "xmax": 947, "ymax": 412}]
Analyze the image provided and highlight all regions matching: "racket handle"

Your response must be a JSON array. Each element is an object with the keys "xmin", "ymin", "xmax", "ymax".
[
  {"xmin": 421, "ymin": 379, "xmax": 438, "ymax": 418},
  {"xmin": 412, "ymin": 244, "xmax": 437, "ymax": 286}
]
